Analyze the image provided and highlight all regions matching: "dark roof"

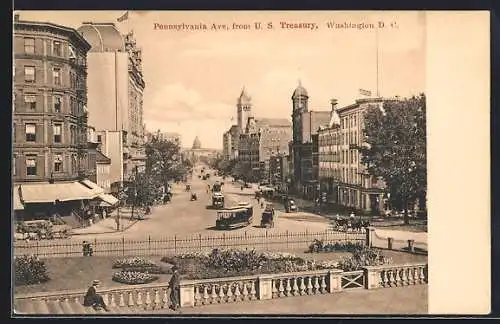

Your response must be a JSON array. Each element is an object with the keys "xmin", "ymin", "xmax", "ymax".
[
  {"xmin": 15, "ymin": 19, "xmax": 91, "ymax": 52},
  {"xmin": 292, "ymin": 81, "xmax": 308, "ymax": 98},
  {"xmin": 95, "ymin": 149, "xmax": 111, "ymax": 164},
  {"xmin": 256, "ymin": 118, "xmax": 292, "ymax": 127}
]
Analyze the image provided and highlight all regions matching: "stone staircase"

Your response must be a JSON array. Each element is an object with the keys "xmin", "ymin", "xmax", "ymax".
[
  {"xmin": 13, "ymin": 283, "xmax": 175, "ymax": 315},
  {"xmin": 13, "ymin": 298, "xmax": 173, "ymax": 315}
]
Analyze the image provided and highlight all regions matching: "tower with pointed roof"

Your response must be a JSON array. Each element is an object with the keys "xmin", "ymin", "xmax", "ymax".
[
  {"xmin": 237, "ymin": 87, "xmax": 252, "ymax": 133},
  {"xmin": 292, "ymin": 80, "xmax": 309, "ymax": 144}
]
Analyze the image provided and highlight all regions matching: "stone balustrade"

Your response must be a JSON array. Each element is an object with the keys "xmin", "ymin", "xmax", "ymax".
[
  {"xmin": 15, "ymin": 281, "xmax": 172, "ymax": 311},
  {"xmin": 364, "ymin": 262, "xmax": 428, "ymax": 289},
  {"xmin": 14, "ymin": 263, "xmax": 428, "ymax": 312},
  {"xmin": 267, "ymin": 269, "xmax": 342, "ymax": 299},
  {"xmin": 180, "ymin": 275, "xmax": 259, "ymax": 307}
]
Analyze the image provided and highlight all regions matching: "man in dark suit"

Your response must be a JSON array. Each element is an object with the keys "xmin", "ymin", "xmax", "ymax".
[
  {"xmin": 169, "ymin": 266, "xmax": 181, "ymax": 310},
  {"xmin": 83, "ymin": 280, "xmax": 109, "ymax": 311}
]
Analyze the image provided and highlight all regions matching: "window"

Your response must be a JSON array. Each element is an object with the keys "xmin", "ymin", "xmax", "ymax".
[
  {"xmin": 97, "ymin": 135, "xmax": 102, "ymax": 143},
  {"xmin": 53, "ymin": 154, "xmax": 63, "ymax": 172},
  {"xmin": 24, "ymin": 38, "xmax": 35, "ymax": 54},
  {"xmin": 24, "ymin": 95, "xmax": 36, "ymax": 110},
  {"xmin": 54, "ymin": 96, "xmax": 62, "ymax": 113},
  {"xmin": 53, "ymin": 67, "xmax": 61, "ymax": 85},
  {"xmin": 25, "ymin": 124, "xmax": 36, "ymax": 142},
  {"xmin": 53, "ymin": 124, "xmax": 62, "ymax": 143},
  {"xmin": 68, "ymin": 45, "xmax": 76, "ymax": 59},
  {"xmin": 53, "ymin": 41, "xmax": 62, "ymax": 56},
  {"xmin": 24, "ymin": 66, "xmax": 35, "ymax": 82},
  {"xmin": 26, "ymin": 156, "xmax": 37, "ymax": 176}
]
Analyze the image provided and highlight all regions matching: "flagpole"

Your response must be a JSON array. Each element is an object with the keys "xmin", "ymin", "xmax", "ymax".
[{"xmin": 376, "ymin": 25, "xmax": 380, "ymax": 97}]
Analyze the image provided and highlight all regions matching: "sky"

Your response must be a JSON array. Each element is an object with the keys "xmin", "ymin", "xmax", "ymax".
[{"xmin": 15, "ymin": 11, "xmax": 426, "ymax": 149}]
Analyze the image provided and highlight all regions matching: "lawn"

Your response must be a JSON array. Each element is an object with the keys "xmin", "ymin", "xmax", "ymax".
[{"xmin": 14, "ymin": 248, "xmax": 427, "ymax": 295}]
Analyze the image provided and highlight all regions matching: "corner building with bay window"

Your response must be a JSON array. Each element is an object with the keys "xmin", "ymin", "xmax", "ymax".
[{"xmin": 13, "ymin": 17, "xmax": 92, "ymax": 184}]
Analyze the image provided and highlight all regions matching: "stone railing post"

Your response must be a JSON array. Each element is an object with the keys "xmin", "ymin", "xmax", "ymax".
[
  {"xmin": 327, "ymin": 269, "xmax": 343, "ymax": 293},
  {"xmin": 407, "ymin": 239, "xmax": 415, "ymax": 252},
  {"xmin": 387, "ymin": 237, "xmax": 393, "ymax": 250},
  {"xmin": 363, "ymin": 266, "xmax": 381, "ymax": 290},
  {"xmin": 257, "ymin": 275, "xmax": 274, "ymax": 300},
  {"xmin": 365, "ymin": 226, "xmax": 375, "ymax": 247},
  {"xmin": 179, "ymin": 281, "xmax": 195, "ymax": 308}
]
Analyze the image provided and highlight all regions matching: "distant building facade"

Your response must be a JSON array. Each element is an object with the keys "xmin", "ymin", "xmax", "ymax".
[
  {"xmin": 318, "ymin": 97, "xmax": 391, "ymax": 214},
  {"xmin": 290, "ymin": 82, "xmax": 331, "ymax": 198},
  {"xmin": 238, "ymin": 117, "xmax": 292, "ymax": 181},
  {"xmin": 222, "ymin": 125, "xmax": 239, "ymax": 160},
  {"xmin": 77, "ymin": 23, "xmax": 146, "ymax": 185}
]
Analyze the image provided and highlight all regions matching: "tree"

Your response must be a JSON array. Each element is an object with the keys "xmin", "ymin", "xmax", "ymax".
[
  {"xmin": 360, "ymin": 94, "xmax": 426, "ymax": 225},
  {"xmin": 133, "ymin": 170, "xmax": 159, "ymax": 208},
  {"xmin": 145, "ymin": 136, "xmax": 190, "ymax": 183}
]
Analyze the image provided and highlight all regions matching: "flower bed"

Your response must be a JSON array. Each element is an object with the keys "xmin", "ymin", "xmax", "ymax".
[
  {"xmin": 113, "ymin": 257, "xmax": 167, "ymax": 274},
  {"xmin": 112, "ymin": 271, "xmax": 159, "ymax": 285},
  {"xmin": 160, "ymin": 249, "xmax": 386, "ymax": 280},
  {"xmin": 337, "ymin": 247, "xmax": 393, "ymax": 271}
]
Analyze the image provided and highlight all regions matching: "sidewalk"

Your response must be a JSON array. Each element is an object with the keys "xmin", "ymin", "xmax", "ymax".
[
  {"xmin": 72, "ymin": 183, "xmax": 187, "ymax": 236},
  {"xmin": 72, "ymin": 208, "xmax": 138, "ymax": 235},
  {"xmin": 160, "ymin": 285, "xmax": 428, "ymax": 315}
]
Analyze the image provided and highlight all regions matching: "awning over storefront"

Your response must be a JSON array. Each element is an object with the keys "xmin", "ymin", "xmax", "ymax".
[
  {"xmin": 20, "ymin": 182, "xmax": 97, "ymax": 203},
  {"xmin": 98, "ymin": 193, "xmax": 119, "ymax": 206},
  {"xmin": 13, "ymin": 187, "xmax": 24, "ymax": 210},
  {"xmin": 80, "ymin": 179, "xmax": 105, "ymax": 196}
]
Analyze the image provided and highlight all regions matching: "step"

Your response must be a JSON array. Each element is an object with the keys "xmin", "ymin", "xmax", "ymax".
[
  {"xmin": 59, "ymin": 299, "xmax": 76, "ymax": 314},
  {"xmin": 45, "ymin": 300, "xmax": 65, "ymax": 314},
  {"xmin": 32, "ymin": 300, "xmax": 50, "ymax": 314}
]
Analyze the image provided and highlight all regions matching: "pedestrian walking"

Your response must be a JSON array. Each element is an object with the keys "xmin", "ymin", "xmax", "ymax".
[
  {"xmin": 83, "ymin": 280, "xmax": 109, "ymax": 311},
  {"xmin": 169, "ymin": 265, "xmax": 181, "ymax": 310}
]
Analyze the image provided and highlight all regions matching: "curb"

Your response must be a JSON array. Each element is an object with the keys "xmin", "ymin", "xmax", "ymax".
[{"xmin": 71, "ymin": 219, "xmax": 140, "ymax": 236}]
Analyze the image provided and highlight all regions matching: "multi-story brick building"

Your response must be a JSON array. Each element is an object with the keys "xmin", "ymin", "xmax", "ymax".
[
  {"xmin": 238, "ymin": 116, "xmax": 292, "ymax": 182},
  {"xmin": 11, "ymin": 16, "xmax": 113, "ymax": 221},
  {"xmin": 77, "ymin": 23, "xmax": 146, "ymax": 185},
  {"xmin": 13, "ymin": 16, "xmax": 92, "ymax": 185},
  {"xmin": 318, "ymin": 97, "xmax": 391, "ymax": 215},
  {"xmin": 222, "ymin": 125, "xmax": 239, "ymax": 161}
]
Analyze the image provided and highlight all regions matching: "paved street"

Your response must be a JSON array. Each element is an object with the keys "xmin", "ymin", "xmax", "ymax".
[{"xmin": 48, "ymin": 172, "xmax": 333, "ymax": 242}]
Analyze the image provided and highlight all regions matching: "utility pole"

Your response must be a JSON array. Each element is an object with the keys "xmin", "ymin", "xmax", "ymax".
[{"xmin": 131, "ymin": 165, "xmax": 138, "ymax": 219}]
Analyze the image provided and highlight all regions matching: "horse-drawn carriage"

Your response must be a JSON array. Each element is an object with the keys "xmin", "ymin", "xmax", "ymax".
[
  {"xmin": 260, "ymin": 204, "xmax": 275, "ymax": 228},
  {"xmin": 15, "ymin": 220, "xmax": 72, "ymax": 240},
  {"xmin": 332, "ymin": 217, "xmax": 370, "ymax": 232}
]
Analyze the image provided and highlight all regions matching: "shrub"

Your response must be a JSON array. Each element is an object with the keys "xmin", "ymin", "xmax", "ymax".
[
  {"xmin": 14, "ymin": 255, "xmax": 50, "ymax": 285},
  {"xmin": 112, "ymin": 271, "xmax": 158, "ymax": 285},
  {"xmin": 203, "ymin": 249, "xmax": 266, "ymax": 273},
  {"xmin": 307, "ymin": 240, "xmax": 364, "ymax": 253},
  {"xmin": 337, "ymin": 247, "xmax": 393, "ymax": 271}
]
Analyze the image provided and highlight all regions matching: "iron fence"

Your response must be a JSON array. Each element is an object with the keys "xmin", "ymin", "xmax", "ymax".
[{"xmin": 13, "ymin": 230, "xmax": 366, "ymax": 258}]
